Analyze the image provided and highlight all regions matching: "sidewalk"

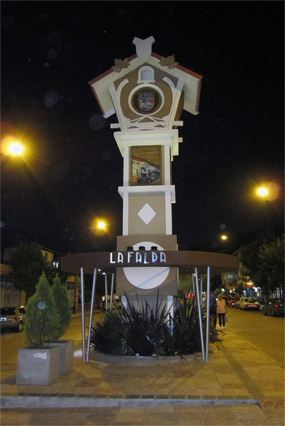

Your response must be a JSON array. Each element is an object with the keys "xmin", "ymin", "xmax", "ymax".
[{"xmin": 1, "ymin": 327, "xmax": 284, "ymax": 425}]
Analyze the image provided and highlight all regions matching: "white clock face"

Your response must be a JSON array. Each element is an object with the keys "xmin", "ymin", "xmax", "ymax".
[{"xmin": 123, "ymin": 241, "xmax": 170, "ymax": 290}]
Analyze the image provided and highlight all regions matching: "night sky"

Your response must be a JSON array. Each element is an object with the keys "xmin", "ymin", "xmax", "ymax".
[{"xmin": 1, "ymin": 1, "xmax": 284, "ymax": 257}]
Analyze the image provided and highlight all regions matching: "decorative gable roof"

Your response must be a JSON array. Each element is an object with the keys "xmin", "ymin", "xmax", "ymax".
[{"xmin": 88, "ymin": 36, "xmax": 203, "ymax": 119}]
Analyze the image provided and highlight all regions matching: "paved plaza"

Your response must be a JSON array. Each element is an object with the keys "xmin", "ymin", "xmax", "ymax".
[{"xmin": 1, "ymin": 328, "xmax": 284, "ymax": 425}]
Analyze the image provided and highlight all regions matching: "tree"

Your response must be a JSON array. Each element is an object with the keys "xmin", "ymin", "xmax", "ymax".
[
  {"xmin": 210, "ymin": 274, "xmax": 222, "ymax": 292},
  {"xmin": 178, "ymin": 270, "xmax": 193, "ymax": 299},
  {"xmin": 258, "ymin": 236, "xmax": 284, "ymax": 296},
  {"xmin": 8, "ymin": 243, "xmax": 68, "ymax": 300},
  {"xmin": 238, "ymin": 238, "xmax": 268, "ymax": 294},
  {"xmin": 238, "ymin": 240, "xmax": 262, "ymax": 281},
  {"xmin": 9, "ymin": 243, "xmax": 49, "ymax": 300},
  {"xmin": 24, "ymin": 272, "xmax": 60, "ymax": 348},
  {"xmin": 51, "ymin": 274, "xmax": 72, "ymax": 339}
]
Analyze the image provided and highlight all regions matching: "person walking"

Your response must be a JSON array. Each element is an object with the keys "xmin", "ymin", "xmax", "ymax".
[
  {"xmin": 209, "ymin": 292, "xmax": 217, "ymax": 328},
  {"xmin": 217, "ymin": 294, "xmax": 227, "ymax": 327}
]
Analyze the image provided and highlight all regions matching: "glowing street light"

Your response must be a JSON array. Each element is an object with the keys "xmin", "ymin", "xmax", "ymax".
[
  {"xmin": 2, "ymin": 137, "xmax": 25, "ymax": 157},
  {"xmin": 255, "ymin": 183, "xmax": 280, "ymax": 202},
  {"xmin": 91, "ymin": 218, "xmax": 108, "ymax": 234},
  {"xmin": 8, "ymin": 141, "xmax": 24, "ymax": 156},
  {"xmin": 220, "ymin": 235, "xmax": 228, "ymax": 241},
  {"xmin": 256, "ymin": 187, "xmax": 268, "ymax": 197},
  {"xmin": 97, "ymin": 220, "xmax": 106, "ymax": 231}
]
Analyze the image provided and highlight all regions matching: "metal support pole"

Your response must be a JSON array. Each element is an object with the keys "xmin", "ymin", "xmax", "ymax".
[
  {"xmin": 195, "ymin": 267, "xmax": 205, "ymax": 362},
  {"xmin": 80, "ymin": 267, "xmax": 85, "ymax": 363},
  {"xmin": 167, "ymin": 295, "xmax": 174, "ymax": 335},
  {"xmin": 192, "ymin": 273, "xmax": 196, "ymax": 296},
  {"xmin": 205, "ymin": 266, "xmax": 211, "ymax": 362},
  {"xmin": 110, "ymin": 273, "xmax": 114, "ymax": 312},
  {"xmin": 104, "ymin": 273, "xmax": 108, "ymax": 312},
  {"xmin": 86, "ymin": 268, "xmax": 97, "ymax": 363}
]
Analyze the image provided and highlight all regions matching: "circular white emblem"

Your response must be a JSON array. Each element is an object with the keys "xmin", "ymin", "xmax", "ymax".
[{"xmin": 123, "ymin": 241, "xmax": 170, "ymax": 290}]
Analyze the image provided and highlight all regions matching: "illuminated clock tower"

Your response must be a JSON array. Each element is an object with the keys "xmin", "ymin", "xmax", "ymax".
[{"xmin": 89, "ymin": 36, "xmax": 202, "ymax": 310}]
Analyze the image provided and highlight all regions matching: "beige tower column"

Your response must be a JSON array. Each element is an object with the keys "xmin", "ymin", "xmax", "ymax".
[{"xmin": 88, "ymin": 36, "xmax": 202, "ymax": 311}]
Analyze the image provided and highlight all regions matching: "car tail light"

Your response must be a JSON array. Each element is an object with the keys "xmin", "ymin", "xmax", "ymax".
[
  {"xmin": 275, "ymin": 304, "xmax": 279, "ymax": 308},
  {"xmin": 253, "ymin": 304, "xmax": 257, "ymax": 307},
  {"xmin": 248, "ymin": 304, "xmax": 251, "ymax": 307},
  {"xmin": 12, "ymin": 315, "xmax": 19, "ymax": 322}
]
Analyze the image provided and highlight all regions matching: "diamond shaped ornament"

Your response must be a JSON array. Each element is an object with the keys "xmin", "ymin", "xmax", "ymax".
[{"xmin": 138, "ymin": 203, "xmax": 156, "ymax": 225}]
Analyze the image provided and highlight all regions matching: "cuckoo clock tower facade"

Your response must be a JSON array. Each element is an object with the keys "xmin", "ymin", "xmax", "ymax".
[{"xmin": 89, "ymin": 37, "xmax": 202, "ymax": 308}]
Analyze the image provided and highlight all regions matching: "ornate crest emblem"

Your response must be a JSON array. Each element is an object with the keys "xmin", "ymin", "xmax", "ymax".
[{"xmin": 138, "ymin": 92, "xmax": 155, "ymax": 112}]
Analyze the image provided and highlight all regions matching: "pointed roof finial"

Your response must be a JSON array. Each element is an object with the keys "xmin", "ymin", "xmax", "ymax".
[{"xmin": 133, "ymin": 36, "xmax": 155, "ymax": 60}]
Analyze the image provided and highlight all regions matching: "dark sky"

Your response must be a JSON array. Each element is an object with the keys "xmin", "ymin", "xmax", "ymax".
[{"xmin": 1, "ymin": 1, "xmax": 284, "ymax": 256}]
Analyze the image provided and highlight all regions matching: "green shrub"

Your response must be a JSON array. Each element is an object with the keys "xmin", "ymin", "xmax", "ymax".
[
  {"xmin": 51, "ymin": 274, "xmax": 72, "ymax": 339},
  {"xmin": 120, "ymin": 295, "xmax": 172, "ymax": 357},
  {"xmin": 91, "ymin": 295, "xmax": 218, "ymax": 358},
  {"xmin": 91, "ymin": 311, "xmax": 123, "ymax": 354},
  {"xmin": 24, "ymin": 272, "xmax": 60, "ymax": 348},
  {"xmin": 172, "ymin": 299, "xmax": 201, "ymax": 355}
]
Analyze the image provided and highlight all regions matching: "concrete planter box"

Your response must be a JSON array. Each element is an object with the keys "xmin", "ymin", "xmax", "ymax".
[
  {"xmin": 50, "ymin": 339, "xmax": 74, "ymax": 374},
  {"xmin": 16, "ymin": 346, "xmax": 60, "ymax": 385}
]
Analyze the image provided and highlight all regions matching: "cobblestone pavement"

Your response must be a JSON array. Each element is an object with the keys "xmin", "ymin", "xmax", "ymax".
[{"xmin": 1, "ymin": 328, "xmax": 284, "ymax": 425}]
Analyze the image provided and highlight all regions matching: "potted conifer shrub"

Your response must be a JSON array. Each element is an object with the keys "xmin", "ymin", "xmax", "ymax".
[
  {"xmin": 50, "ymin": 274, "xmax": 73, "ymax": 374},
  {"xmin": 16, "ymin": 272, "xmax": 61, "ymax": 385}
]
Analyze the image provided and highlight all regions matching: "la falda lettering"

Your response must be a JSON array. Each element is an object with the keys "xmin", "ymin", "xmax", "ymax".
[{"xmin": 110, "ymin": 251, "xmax": 166, "ymax": 265}]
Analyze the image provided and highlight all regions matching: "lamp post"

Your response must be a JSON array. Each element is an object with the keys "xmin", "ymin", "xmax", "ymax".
[{"xmin": 90, "ymin": 217, "xmax": 109, "ymax": 250}]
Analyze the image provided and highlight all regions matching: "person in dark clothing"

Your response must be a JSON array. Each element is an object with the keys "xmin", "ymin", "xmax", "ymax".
[{"xmin": 209, "ymin": 293, "xmax": 217, "ymax": 328}]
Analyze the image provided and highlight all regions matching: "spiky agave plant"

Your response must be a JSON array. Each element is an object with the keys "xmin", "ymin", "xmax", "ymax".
[
  {"xmin": 172, "ymin": 297, "xmax": 201, "ymax": 355},
  {"xmin": 119, "ymin": 293, "xmax": 173, "ymax": 356},
  {"xmin": 91, "ymin": 293, "xmax": 173, "ymax": 356},
  {"xmin": 91, "ymin": 293, "xmax": 209, "ymax": 358}
]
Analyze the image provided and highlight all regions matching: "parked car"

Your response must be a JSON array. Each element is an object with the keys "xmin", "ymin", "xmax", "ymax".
[
  {"xmin": 263, "ymin": 299, "xmax": 284, "ymax": 316},
  {"xmin": 0, "ymin": 306, "xmax": 26, "ymax": 332},
  {"xmin": 257, "ymin": 298, "xmax": 265, "ymax": 310},
  {"xmin": 235, "ymin": 297, "xmax": 260, "ymax": 310}
]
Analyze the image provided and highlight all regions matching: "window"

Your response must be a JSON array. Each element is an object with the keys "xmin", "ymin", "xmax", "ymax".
[
  {"xmin": 138, "ymin": 66, "xmax": 155, "ymax": 84},
  {"xmin": 1, "ymin": 307, "xmax": 16, "ymax": 315}
]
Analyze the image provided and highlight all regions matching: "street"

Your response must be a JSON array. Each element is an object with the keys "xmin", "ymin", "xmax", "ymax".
[{"xmin": 226, "ymin": 307, "xmax": 284, "ymax": 367}]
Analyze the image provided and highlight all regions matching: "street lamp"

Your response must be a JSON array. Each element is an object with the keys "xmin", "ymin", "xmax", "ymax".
[
  {"xmin": 97, "ymin": 221, "xmax": 106, "ymax": 231},
  {"xmin": 90, "ymin": 217, "xmax": 109, "ymax": 251},
  {"xmin": 91, "ymin": 218, "xmax": 108, "ymax": 235},
  {"xmin": 8, "ymin": 141, "xmax": 24, "ymax": 156},
  {"xmin": 255, "ymin": 182, "xmax": 280, "ymax": 202},
  {"xmin": 256, "ymin": 187, "xmax": 268, "ymax": 197},
  {"xmin": 220, "ymin": 235, "xmax": 228, "ymax": 241},
  {"xmin": 2, "ymin": 137, "xmax": 25, "ymax": 157}
]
